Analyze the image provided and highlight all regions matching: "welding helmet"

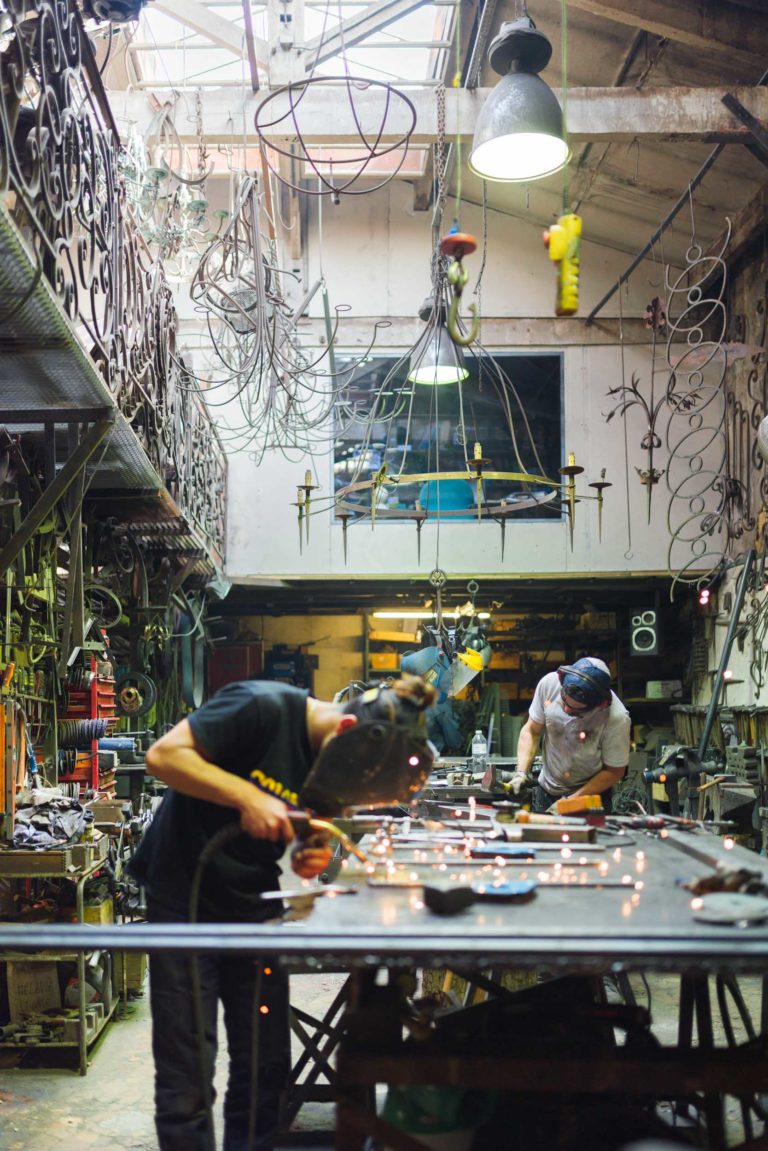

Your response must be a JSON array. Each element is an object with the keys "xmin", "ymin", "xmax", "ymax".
[
  {"xmin": 299, "ymin": 679, "xmax": 436, "ymax": 816},
  {"xmin": 557, "ymin": 657, "xmax": 611, "ymax": 709}
]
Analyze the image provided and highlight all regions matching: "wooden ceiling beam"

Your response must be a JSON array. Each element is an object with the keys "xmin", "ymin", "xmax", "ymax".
[
  {"xmin": 114, "ymin": 84, "xmax": 768, "ymax": 146},
  {"xmin": 565, "ymin": 0, "xmax": 768, "ymax": 72}
]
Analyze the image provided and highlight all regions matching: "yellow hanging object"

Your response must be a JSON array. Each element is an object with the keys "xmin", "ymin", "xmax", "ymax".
[{"xmin": 543, "ymin": 212, "xmax": 582, "ymax": 316}]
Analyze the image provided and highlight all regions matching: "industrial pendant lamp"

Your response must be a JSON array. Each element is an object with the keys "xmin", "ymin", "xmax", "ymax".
[
  {"xmin": 469, "ymin": 11, "xmax": 569, "ymax": 183},
  {"xmin": 407, "ymin": 298, "xmax": 469, "ymax": 385}
]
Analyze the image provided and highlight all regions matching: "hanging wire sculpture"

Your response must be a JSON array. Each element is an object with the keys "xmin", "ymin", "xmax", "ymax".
[
  {"xmin": 294, "ymin": 83, "xmax": 608, "ymax": 561},
  {"xmin": 120, "ymin": 99, "xmax": 226, "ymax": 279},
  {"xmin": 184, "ymin": 175, "xmax": 369, "ymax": 464},
  {"xmin": 254, "ymin": 77, "xmax": 416, "ymax": 202}
]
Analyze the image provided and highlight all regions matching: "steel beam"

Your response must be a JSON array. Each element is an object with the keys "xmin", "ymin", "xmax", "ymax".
[
  {"xmin": 305, "ymin": 0, "xmax": 432, "ymax": 66},
  {"xmin": 153, "ymin": 0, "xmax": 267, "ymax": 61},
  {"xmin": 0, "ymin": 419, "xmax": 114, "ymax": 577}
]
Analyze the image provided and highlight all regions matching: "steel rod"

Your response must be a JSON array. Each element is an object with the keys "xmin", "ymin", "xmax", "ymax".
[{"xmin": 697, "ymin": 549, "xmax": 756, "ymax": 761}]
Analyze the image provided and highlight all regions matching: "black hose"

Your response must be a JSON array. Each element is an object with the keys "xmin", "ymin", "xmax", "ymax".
[
  {"xmin": 188, "ymin": 823, "xmax": 244, "ymax": 1148},
  {"xmin": 188, "ymin": 822, "xmax": 274, "ymax": 1151}
]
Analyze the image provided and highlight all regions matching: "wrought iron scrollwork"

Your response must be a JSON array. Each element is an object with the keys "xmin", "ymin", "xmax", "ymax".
[
  {"xmin": 665, "ymin": 221, "xmax": 732, "ymax": 597},
  {"xmin": 0, "ymin": 0, "xmax": 226, "ymax": 562}
]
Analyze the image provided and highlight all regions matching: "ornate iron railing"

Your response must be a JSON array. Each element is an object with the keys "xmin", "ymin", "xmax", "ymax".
[
  {"xmin": 664, "ymin": 222, "xmax": 732, "ymax": 597},
  {"xmin": 0, "ymin": 0, "xmax": 226, "ymax": 561}
]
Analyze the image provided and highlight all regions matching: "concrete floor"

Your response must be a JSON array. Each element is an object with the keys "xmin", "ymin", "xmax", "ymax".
[
  {"xmin": 0, "ymin": 972, "xmax": 764, "ymax": 1150},
  {"xmin": 0, "ymin": 970, "xmax": 342, "ymax": 1151}
]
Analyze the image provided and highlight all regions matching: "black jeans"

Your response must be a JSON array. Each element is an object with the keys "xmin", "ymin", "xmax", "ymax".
[
  {"xmin": 147, "ymin": 896, "xmax": 290, "ymax": 1151},
  {"xmin": 532, "ymin": 784, "xmax": 613, "ymax": 814}
]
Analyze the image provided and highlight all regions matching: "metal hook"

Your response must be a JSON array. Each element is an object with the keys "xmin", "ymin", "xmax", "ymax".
[{"xmin": 447, "ymin": 293, "xmax": 479, "ymax": 346}]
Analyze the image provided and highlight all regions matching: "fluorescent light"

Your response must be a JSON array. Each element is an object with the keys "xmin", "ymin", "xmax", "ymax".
[{"xmin": 372, "ymin": 610, "xmax": 491, "ymax": 620}]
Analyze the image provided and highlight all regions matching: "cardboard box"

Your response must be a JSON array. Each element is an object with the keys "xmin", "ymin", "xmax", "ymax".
[
  {"xmin": 89, "ymin": 799, "xmax": 128, "ymax": 827},
  {"xmin": 7, "ymin": 961, "xmax": 61, "ymax": 1021},
  {"xmin": 646, "ymin": 680, "xmax": 683, "ymax": 700},
  {"xmin": 368, "ymin": 653, "xmax": 399, "ymax": 671},
  {"xmin": 114, "ymin": 951, "xmax": 147, "ymax": 993},
  {"xmin": 83, "ymin": 896, "xmax": 114, "ymax": 926}
]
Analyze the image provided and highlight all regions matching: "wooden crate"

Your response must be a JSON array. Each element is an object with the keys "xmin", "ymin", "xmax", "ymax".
[{"xmin": 0, "ymin": 846, "xmax": 74, "ymax": 875}]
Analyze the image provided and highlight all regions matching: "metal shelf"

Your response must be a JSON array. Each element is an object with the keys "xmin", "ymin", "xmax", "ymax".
[{"xmin": 0, "ymin": 204, "xmax": 161, "ymax": 493}]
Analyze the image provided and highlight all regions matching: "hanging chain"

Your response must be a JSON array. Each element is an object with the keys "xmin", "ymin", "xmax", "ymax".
[
  {"xmin": 195, "ymin": 89, "xmax": 209, "ymax": 181},
  {"xmin": 435, "ymin": 81, "xmax": 447, "ymax": 218},
  {"xmin": 431, "ymin": 82, "xmax": 448, "ymax": 294}
]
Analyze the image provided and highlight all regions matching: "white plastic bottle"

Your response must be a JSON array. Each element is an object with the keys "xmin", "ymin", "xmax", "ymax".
[{"xmin": 471, "ymin": 729, "xmax": 488, "ymax": 771}]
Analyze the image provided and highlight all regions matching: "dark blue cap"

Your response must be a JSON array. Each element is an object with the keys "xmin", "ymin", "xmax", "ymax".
[{"xmin": 558, "ymin": 657, "xmax": 611, "ymax": 708}]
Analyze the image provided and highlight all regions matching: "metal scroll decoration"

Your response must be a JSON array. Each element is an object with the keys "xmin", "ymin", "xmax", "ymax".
[
  {"xmin": 605, "ymin": 297, "xmax": 668, "ymax": 523},
  {"xmin": 255, "ymin": 77, "xmax": 417, "ymax": 202},
  {"xmin": 665, "ymin": 219, "xmax": 733, "ymax": 597},
  {"xmin": 733, "ymin": 278, "xmax": 768, "ymax": 696},
  {"xmin": 0, "ymin": 0, "xmax": 226, "ymax": 562}
]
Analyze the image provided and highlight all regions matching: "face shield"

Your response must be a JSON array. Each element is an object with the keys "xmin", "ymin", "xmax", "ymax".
[{"xmin": 299, "ymin": 684, "xmax": 436, "ymax": 816}]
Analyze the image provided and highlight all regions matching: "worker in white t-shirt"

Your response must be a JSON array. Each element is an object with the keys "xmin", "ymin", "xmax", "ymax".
[{"xmin": 510, "ymin": 657, "xmax": 630, "ymax": 813}]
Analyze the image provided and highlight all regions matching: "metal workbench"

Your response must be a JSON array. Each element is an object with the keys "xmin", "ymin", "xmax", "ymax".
[{"xmin": 0, "ymin": 819, "xmax": 766, "ymax": 1147}]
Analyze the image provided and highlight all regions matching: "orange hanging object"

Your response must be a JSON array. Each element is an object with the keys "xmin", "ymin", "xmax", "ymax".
[{"xmin": 439, "ymin": 231, "xmax": 477, "ymax": 260}]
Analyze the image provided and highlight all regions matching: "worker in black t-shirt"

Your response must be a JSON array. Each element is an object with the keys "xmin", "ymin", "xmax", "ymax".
[{"xmin": 130, "ymin": 674, "xmax": 435, "ymax": 1151}]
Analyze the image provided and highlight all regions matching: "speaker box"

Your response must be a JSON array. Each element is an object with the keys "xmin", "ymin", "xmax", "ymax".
[{"xmin": 630, "ymin": 608, "xmax": 659, "ymax": 656}]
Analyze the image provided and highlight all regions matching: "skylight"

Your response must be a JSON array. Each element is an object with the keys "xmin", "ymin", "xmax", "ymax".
[{"xmin": 130, "ymin": 1, "xmax": 453, "ymax": 90}]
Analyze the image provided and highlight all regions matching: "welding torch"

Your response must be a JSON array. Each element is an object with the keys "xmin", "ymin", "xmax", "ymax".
[{"xmin": 289, "ymin": 811, "xmax": 372, "ymax": 865}]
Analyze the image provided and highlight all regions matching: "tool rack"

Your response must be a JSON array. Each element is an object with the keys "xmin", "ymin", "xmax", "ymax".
[
  {"xmin": 0, "ymin": 838, "xmax": 114, "ymax": 1075},
  {"xmin": 59, "ymin": 653, "xmax": 117, "ymax": 796}
]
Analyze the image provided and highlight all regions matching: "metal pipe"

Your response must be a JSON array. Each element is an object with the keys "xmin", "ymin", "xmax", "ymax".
[
  {"xmin": 584, "ymin": 143, "xmax": 725, "ymax": 326},
  {"xmin": 697, "ymin": 549, "xmax": 756, "ymax": 761}
]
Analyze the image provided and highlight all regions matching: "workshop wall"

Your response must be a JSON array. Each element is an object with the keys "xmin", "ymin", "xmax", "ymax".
[
  {"xmin": 223, "ymin": 180, "xmax": 715, "ymax": 582},
  {"xmin": 238, "ymin": 614, "xmax": 365, "ymax": 702}
]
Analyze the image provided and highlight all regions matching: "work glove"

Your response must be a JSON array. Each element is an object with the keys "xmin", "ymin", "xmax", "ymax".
[
  {"xmin": 508, "ymin": 771, "xmax": 529, "ymax": 795},
  {"xmin": 290, "ymin": 830, "xmax": 334, "ymax": 880}
]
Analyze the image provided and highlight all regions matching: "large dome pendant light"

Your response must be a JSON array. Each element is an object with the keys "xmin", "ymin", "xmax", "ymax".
[{"xmin": 469, "ymin": 11, "xmax": 570, "ymax": 183}]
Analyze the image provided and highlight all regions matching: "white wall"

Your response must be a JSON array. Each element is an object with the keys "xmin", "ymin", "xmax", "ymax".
[{"xmin": 218, "ymin": 181, "xmax": 716, "ymax": 582}]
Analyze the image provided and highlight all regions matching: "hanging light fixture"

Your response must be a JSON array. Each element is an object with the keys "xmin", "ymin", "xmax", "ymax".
[
  {"xmin": 407, "ymin": 298, "xmax": 469, "ymax": 386},
  {"xmin": 469, "ymin": 7, "xmax": 569, "ymax": 183}
]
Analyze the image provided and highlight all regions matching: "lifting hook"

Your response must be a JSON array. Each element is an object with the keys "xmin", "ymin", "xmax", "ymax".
[{"xmin": 441, "ymin": 229, "xmax": 479, "ymax": 347}]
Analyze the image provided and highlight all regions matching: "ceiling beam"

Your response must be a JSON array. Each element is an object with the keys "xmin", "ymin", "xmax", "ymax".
[
  {"xmin": 177, "ymin": 315, "xmax": 652, "ymax": 346},
  {"xmin": 114, "ymin": 85, "xmax": 768, "ymax": 146},
  {"xmin": 153, "ymin": 0, "xmax": 268, "ymax": 64},
  {"xmin": 565, "ymin": 0, "xmax": 767, "ymax": 72},
  {"xmin": 242, "ymin": 0, "xmax": 261, "ymax": 91},
  {"xmin": 304, "ymin": 0, "xmax": 432, "ymax": 67}
]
